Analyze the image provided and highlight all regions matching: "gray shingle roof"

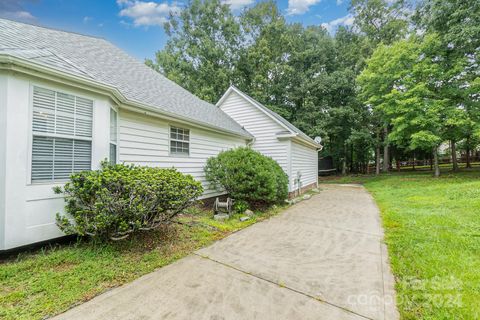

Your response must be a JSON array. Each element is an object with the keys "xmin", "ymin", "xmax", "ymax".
[{"xmin": 0, "ymin": 18, "xmax": 250, "ymax": 137}]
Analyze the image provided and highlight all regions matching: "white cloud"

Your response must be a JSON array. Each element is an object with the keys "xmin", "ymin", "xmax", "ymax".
[
  {"xmin": 286, "ymin": 0, "xmax": 321, "ymax": 15},
  {"xmin": 321, "ymin": 13, "xmax": 354, "ymax": 33},
  {"xmin": 222, "ymin": 0, "xmax": 254, "ymax": 10},
  {"xmin": 0, "ymin": 0, "xmax": 36, "ymax": 22},
  {"xmin": 336, "ymin": 0, "xmax": 343, "ymax": 5},
  {"xmin": 117, "ymin": 1, "xmax": 181, "ymax": 27},
  {"xmin": 83, "ymin": 16, "xmax": 93, "ymax": 23}
]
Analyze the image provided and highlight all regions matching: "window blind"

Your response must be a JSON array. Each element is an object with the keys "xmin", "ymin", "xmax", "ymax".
[{"xmin": 31, "ymin": 86, "xmax": 93, "ymax": 182}]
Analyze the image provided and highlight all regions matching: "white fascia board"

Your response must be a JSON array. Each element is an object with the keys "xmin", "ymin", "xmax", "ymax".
[
  {"xmin": 291, "ymin": 135, "xmax": 322, "ymax": 150},
  {"xmin": 276, "ymin": 132, "xmax": 297, "ymax": 139}
]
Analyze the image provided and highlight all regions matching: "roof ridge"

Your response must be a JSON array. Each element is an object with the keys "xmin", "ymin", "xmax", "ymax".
[
  {"xmin": 0, "ymin": 46, "xmax": 95, "ymax": 79},
  {"xmin": 0, "ymin": 17, "xmax": 106, "ymax": 41}
]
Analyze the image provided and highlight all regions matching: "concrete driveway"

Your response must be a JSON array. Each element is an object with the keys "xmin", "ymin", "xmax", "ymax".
[{"xmin": 54, "ymin": 184, "xmax": 398, "ymax": 320}]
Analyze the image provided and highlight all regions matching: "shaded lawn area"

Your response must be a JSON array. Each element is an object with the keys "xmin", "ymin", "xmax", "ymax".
[
  {"xmin": 0, "ymin": 206, "xmax": 283, "ymax": 320},
  {"xmin": 398, "ymin": 161, "xmax": 480, "ymax": 171},
  {"xmin": 322, "ymin": 169, "xmax": 480, "ymax": 319}
]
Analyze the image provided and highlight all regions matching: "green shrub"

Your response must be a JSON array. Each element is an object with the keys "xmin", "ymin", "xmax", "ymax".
[
  {"xmin": 54, "ymin": 162, "xmax": 203, "ymax": 241},
  {"xmin": 233, "ymin": 200, "xmax": 249, "ymax": 214},
  {"xmin": 204, "ymin": 147, "xmax": 288, "ymax": 206}
]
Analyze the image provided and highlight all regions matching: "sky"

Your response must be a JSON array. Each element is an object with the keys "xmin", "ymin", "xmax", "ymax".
[{"xmin": 0, "ymin": 0, "xmax": 352, "ymax": 61}]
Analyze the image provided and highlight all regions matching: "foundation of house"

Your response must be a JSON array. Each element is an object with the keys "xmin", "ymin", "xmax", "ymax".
[{"xmin": 288, "ymin": 181, "xmax": 318, "ymax": 199}]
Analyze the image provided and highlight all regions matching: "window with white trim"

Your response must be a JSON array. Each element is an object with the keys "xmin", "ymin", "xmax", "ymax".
[
  {"xmin": 170, "ymin": 126, "xmax": 189, "ymax": 156},
  {"xmin": 110, "ymin": 108, "xmax": 118, "ymax": 165},
  {"xmin": 31, "ymin": 86, "xmax": 93, "ymax": 182}
]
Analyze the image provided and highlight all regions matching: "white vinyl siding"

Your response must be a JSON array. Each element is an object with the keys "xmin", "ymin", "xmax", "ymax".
[
  {"xmin": 118, "ymin": 110, "xmax": 246, "ymax": 198},
  {"xmin": 2, "ymin": 74, "xmax": 113, "ymax": 251},
  {"xmin": 31, "ymin": 86, "xmax": 93, "ymax": 182},
  {"xmin": 291, "ymin": 141, "xmax": 318, "ymax": 189},
  {"xmin": 110, "ymin": 108, "xmax": 118, "ymax": 164},
  {"xmin": 219, "ymin": 89, "xmax": 319, "ymax": 192},
  {"xmin": 0, "ymin": 74, "xmax": 7, "ymax": 251},
  {"xmin": 218, "ymin": 91, "xmax": 289, "ymax": 174}
]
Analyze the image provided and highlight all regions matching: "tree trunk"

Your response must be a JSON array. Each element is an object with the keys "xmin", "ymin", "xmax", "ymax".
[
  {"xmin": 389, "ymin": 148, "xmax": 393, "ymax": 171},
  {"xmin": 412, "ymin": 152, "xmax": 416, "ymax": 171},
  {"xmin": 430, "ymin": 155, "xmax": 433, "ymax": 171},
  {"xmin": 350, "ymin": 145, "xmax": 353, "ymax": 173},
  {"xmin": 466, "ymin": 137, "xmax": 471, "ymax": 168},
  {"xmin": 342, "ymin": 143, "xmax": 347, "ymax": 175},
  {"xmin": 383, "ymin": 126, "xmax": 389, "ymax": 172},
  {"xmin": 433, "ymin": 146, "xmax": 440, "ymax": 177},
  {"xmin": 375, "ymin": 131, "xmax": 380, "ymax": 175},
  {"xmin": 451, "ymin": 140, "xmax": 458, "ymax": 171},
  {"xmin": 396, "ymin": 159, "xmax": 401, "ymax": 172}
]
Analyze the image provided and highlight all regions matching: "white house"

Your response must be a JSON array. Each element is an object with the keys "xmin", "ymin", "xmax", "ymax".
[
  {"xmin": 217, "ymin": 86, "xmax": 321, "ymax": 195},
  {"xmin": 0, "ymin": 18, "xmax": 319, "ymax": 251}
]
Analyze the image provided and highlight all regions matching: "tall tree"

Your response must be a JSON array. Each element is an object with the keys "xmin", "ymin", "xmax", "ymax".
[
  {"xmin": 415, "ymin": 0, "xmax": 480, "ymax": 168},
  {"xmin": 312, "ymin": 27, "xmax": 372, "ymax": 173},
  {"xmin": 350, "ymin": 0, "xmax": 410, "ymax": 46},
  {"xmin": 358, "ymin": 35, "xmax": 458, "ymax": 177},
  {"xmin": 235, "ymin": 1, "xmax": 293, "ymax": 115},
  {"xmin": 415, "ymin": 0, "xmax": 480, "ymax": 52},
  {"xmin": 350, "ymin": 0, "xmax": 411, "ymax": 172},
  {"xmin": 146, "ymin": 0, "xmax": 241, "ymax": 103}
]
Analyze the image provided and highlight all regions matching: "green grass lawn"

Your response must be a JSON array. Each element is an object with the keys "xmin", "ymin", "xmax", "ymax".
[
  {"xmin": 322, "ymin": 169, "xmax": 480, "ymax": 319},
  {"xmin": 0, "ymin": 206, "xmax": 283, "ymax": 320},
  {"xmin": 2, "ymin": 176, "xmax": 479, "ymax": 320}
]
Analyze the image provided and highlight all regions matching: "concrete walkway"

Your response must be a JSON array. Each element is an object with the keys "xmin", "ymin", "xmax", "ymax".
[{"xmin": 54, "ymin": 184, "xmax": 398, "ymax": 320}]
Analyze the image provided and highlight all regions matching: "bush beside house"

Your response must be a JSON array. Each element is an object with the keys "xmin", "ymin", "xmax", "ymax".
[
  {"xmin": 204, "ymin": 147, "xmax": 288, "ymax": 207},
  {"xmin": 55, "ymin": 162, "xmax": 203, "ymax": 240}
]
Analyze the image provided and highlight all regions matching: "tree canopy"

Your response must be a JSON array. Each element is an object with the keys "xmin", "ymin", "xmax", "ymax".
[{"xmin": 147, "ymin": 0, "xmax": 480, "ymax": 177}]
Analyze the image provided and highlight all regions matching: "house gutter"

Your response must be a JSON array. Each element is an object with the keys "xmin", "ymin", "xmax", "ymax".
[{"xmin": 0, "ymin": 55, "xmax": 253, "ymax": 140}]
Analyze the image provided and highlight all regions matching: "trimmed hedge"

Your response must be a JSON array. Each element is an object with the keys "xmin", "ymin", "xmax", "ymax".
[
  {"xmin": 55, "ymin": 162, "xmax": 203, "ymax": 240},
  {"xmin": 204, "ymin": 147, "xmax": 288, "ymax": 206}
]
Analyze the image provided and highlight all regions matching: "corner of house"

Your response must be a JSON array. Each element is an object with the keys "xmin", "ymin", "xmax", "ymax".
[
  {"xmin": 286, "ymin": 139, "xmax": 293, "ymax": 191},
  {"xmin": 0, "ymin": 72, "xmax": 7, "ymax": 250}
]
